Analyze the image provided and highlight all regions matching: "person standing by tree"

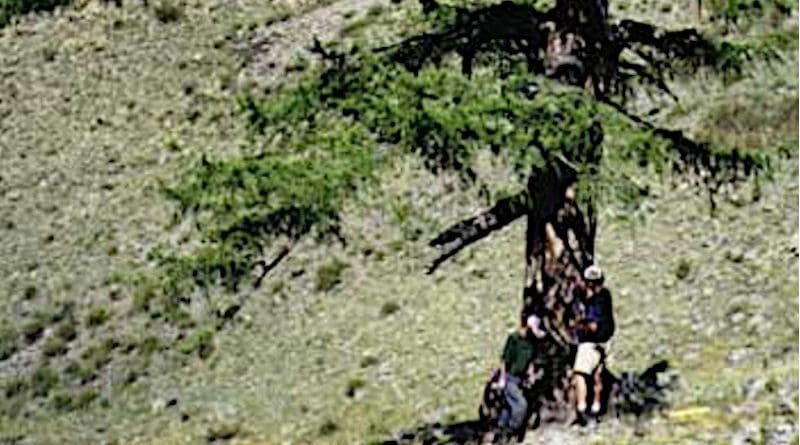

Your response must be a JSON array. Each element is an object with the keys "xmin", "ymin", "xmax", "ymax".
[{"xmin": 570, "ymin": 265, "xmax": 615, "ymax": 422}]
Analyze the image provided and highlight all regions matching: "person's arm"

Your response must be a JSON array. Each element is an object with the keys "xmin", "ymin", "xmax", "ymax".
[
  {"xmin": 499, "ymin": 334, "xmax": 512, "ymax": 382},
  {"xmin": 592, "ymin": 290, "xmax": 614, "ymax": 342}
]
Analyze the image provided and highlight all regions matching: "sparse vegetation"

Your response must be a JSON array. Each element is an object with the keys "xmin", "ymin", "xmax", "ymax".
[
  {"xmin": 379, "ymin": 301, "xmax": 401, "ymax": 317},
  {"xmin": 41, "ymin": 336, "xmax": 68, "ymax": 357},
  {"xmin": 152, "ymin": 0, "xmax": 183, "ymax": 23},
  {"xmin": 50, "ymin": 388, "xmax": 99, "ymax": 412},
  {"xmin": 85, "ymin": 307, "xmax": 111, "ymax": 328},
  {"xmin": 64, "ymin": 360, "xmax": 96, "ymax": 385},
  {"xmin": 0, "ymin": 0, "xmax": 71, "ymax": 27},
  {"xmin": 81, "ymin": 340, "xmax": 114, "ymax": 372},
  {"xmin": 30, "ymin": 365, "xmax": 59, "ymax": 397},
  {"xmin": 315, "ymin": 259, "xmax": 350, "ymax": 292},
  {"xmin": 0, "ymin": 325, "xmax": 19, "ymax": 360},
  {"xmin": 345, "ymin": 377, "xmax": 365, "ymax": 397},
  {"xmin": 21, "ymin": 319, "xmax": 45, "ymax": 344},
  {"xmin": 4, "ymin": 377, "xmax": 28, "ymax": 398},
  {"xmin": 0, "ymin": 0, "xmax": 794, "ymax": 443},
  {"xmin": 137, "ymin": 336, "xmax": 161, "ymax": 357},
  {"xmin": 54, "ymin": 322, "xmax": 77, "ymax": 342},
  {"xmin": 675, "ymin": 258, "xmax": 692, "ymax": 280},
  {"xmin": 206, "ymin": 422, "xmax": 242, "ymax": 442},
  {"xmin": 177, "ymin": 328, "xmax": 214, "ymax": 359},
  {"xmin": 319, "ymin": 419, "xmax": 339, "ymax": 436}
]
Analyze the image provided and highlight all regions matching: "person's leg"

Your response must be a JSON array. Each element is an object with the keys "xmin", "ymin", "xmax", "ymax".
[
  {"xmin": 500, "ymin": 376, "xmax": 528, "ymax": 441},
  {"xmin": 572, "ymin": 372, "xmax": 588, "ymax": 413},
  {"xmin": 573, "ymin": 343, "xmax": 601, "ymax": 416},
  {"xmin": 506, "ymin": 381, "xmax": 528, "ymax": 432},
  {"xmin": 591, "ymin": 363, "xmax": 603, "ymax": 414}
]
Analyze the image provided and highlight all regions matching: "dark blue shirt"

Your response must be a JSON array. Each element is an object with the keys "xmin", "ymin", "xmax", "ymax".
[{"xmin": 575, "ymin": 288, "xmax": 615, "ymax": 343}]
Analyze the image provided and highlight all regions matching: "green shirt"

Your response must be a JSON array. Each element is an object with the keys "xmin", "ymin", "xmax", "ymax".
[{"xmin": 501, "ymin": 331, "xmax": 536, "ymax": 378}]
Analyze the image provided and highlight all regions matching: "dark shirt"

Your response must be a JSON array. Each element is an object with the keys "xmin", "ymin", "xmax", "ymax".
[
  {"xmin": 501, "ymin": 331, "xmax": 536, "ymax": 378},
  {"xmin": 575, "ymin": 288, "xmax": 615, "ymax": 343}
]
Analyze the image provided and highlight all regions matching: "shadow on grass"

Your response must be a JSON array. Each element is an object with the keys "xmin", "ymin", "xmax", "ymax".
[
  {"xmin": 374, "ymin": 360, "xmax": 674, "ymax": 445},
  {"xmin": 375, "ymin": 419, "xmax": 486, "ymax": 445}
]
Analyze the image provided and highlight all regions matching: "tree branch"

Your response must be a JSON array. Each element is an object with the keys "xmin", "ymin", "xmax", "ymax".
[{"xmin": 427, "ymin": 192, "xmax": 529, "ymax": 274}]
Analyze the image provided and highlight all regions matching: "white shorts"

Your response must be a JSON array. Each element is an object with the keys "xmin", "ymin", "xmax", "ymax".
[{"xmin": 573, "ymin": 343, "xmax": 603, "ymax": 374}]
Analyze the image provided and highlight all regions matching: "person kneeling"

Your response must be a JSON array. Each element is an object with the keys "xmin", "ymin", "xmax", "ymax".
[{"xmin": 497, "ymin": 313, "xmax": 544, "ymax": 441}]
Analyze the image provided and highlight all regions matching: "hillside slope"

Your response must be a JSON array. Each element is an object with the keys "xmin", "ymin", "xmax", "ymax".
[{"xmin": 0, "ymin": 0, "xmax": 797, "ymax": 444}]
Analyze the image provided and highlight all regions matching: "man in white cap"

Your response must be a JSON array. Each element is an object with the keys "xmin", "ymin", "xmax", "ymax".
[{"xmin": 570, "ymin": 264, "xmax": 615, "ymax": 421}]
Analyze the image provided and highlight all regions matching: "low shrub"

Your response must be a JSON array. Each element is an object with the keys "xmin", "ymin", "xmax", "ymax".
[
  {"xmin": 315, "ymin": 259, "xmax": 349, "ymax": 292},
  {"xmin": 0, "ymin": 325, "xmax": 18, "ymax": 360}
]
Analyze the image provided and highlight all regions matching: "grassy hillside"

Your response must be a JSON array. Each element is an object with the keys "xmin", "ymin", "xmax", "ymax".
[{"xmin": 0, "ymin": 0, "xmax": 797, "ymax": 444}]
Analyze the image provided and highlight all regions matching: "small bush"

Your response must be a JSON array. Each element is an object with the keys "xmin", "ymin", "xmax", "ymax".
[
  {"xmin": 178, "ymin": 328, "xmax": 214, "ymax": 359},
  {"xmin": 319, "ymin": 420, "xmax": 339, "ymax": 436},
  {"xmin": 4, "ymin": 377, "xmax": 28, "ymax": 398},
  {"xmin": 152, "ymin": 0, "xmax": 183, "ymax": 23},
  {"xmin": 674, "ymin": 258, "xmax": 692, "ymax": 280},
  {"xmin": 314, "ymin": 259, "xmax": 349, "ymax": 292},
  {"xmin": 73, "ymin": 388, "xmax": 99, "ymax": 410},
  {"xmin": 206, "ymin": 422, "xmax": 241, "ymax": 442},
  {"xmin": 345, "ymin": 378, "xmax": 365, "ymax": 398},
  {"xmin": 31, "ymin": 365, "xmax": 59, "ymax": 397},
  {"xmin": 54, "ymin": 322, "xmax": 77, "ymax": 342},
  {"xmin": 0, "ymin": 0, "xmax": 71, "ymax": 28},
  {"xmin": 36, "ymin": 301, "xmax": 75, "ymax": 324},
  {"xmin": 64, "ymin": 361, "xmax": 96, "ymax": 384},
  {"xmin": 379, "ymin": 301, "xmax": 401, "ymax": 317},
  {"xmin": 23, "ymin": 285, "xmax": 37, "ymax": 300},
  {"xmin": 50, "ymin": 391, "xmax": 73, "ymax": 411},
  {"xmin": 42, "ymin": 336, "xmax": 68, "ymax": 357},
  {"xmin": 51, "ymin": 388, "xmax": 99, "ymax": 412},
  {"xmin": 138, "ymin": 336, "xmax": 161, "ymax": 356},
  {"xmin": 132, "ymin": 280, "xmax": 159, "ymax": 312},
  {"xmin": 0, "ymin": 325, "xmax": 18, "ymax": 360},
  {"xmin": 22, "ymin": 319, "xmax": 45, "ymax": 343},
  {"xmin": 365, "ymin": 4, "xmax": 385, "ymax": 16},
  {"xmin": 360, "ymin": 355, "xmax": 379, "ymax": 368},
  {"xmin": 86, "ymin": 307, "xmax": 111, "ymax": 328},
  {"xmin": 81, "ymin": 341, "xmax": 114, "ymax": 372}
]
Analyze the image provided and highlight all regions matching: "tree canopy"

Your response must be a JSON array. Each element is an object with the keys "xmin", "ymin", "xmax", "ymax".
[{"xmin": 146, "ymin": 0, "xmax": 785, "ymax": 317}]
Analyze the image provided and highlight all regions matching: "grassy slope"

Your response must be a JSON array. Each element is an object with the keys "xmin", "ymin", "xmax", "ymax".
[{"xmin": 0, "ymin": 0, "xmax": 797, "ymax": 444}]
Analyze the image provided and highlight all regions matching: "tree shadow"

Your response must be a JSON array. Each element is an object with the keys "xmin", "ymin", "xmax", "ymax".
[
  {"xmin": 375, "ymin": 360, "xmax": 675, "ymax": 445},
  {"xmin": 376, "ymin": 419, "xmax": 486, "ymax": 445}
]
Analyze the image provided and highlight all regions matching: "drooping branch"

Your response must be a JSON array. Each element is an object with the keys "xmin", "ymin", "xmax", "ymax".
[
  {"xmin": 426, "ymin": 192, "xmax": 529, "ymax": 274},
  {"xmin": 601, "ymin": 98, "xmax": 769, "ymax": 210}
]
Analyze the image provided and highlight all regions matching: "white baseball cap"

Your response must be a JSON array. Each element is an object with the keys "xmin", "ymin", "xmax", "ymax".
[{"xmin": 583, "ymin": 265, "xmax": 603, "ymax": 282}]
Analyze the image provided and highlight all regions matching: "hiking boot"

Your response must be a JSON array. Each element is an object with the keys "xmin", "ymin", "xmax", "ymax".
[{"xmin": 571, "ymin": 411, "xmax": 588, "ymax": 427}]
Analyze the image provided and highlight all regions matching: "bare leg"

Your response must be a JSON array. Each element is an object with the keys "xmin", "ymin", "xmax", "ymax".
[
  {"xmin": 573, "ymin": 373, "xmax": 587, "ymax": 413},
  {"xmin": 592, "ymin": 365, "xmax": 603, "ymax": 414}
]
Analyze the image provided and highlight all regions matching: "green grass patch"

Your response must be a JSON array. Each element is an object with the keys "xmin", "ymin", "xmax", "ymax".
[
  {"xmin": 54, "ymin": 322, "xmax": 77, "ymax": 342},
  {"xmin": 315, "ymin": 258, "xmax": 349, "ymax": 292},
  {"xmin": 50, "ymin": 388, "xmax": 99, "ymax": 412},
  {"xmin": 177, "ymin": 328, "xmax": 215, "ymax": 359},
  {"xmin": 85, "ymin": 306, "xmax": 112, "ymax": 328},
  {"xmin": 41, "ymin": 336, "xmax": 68, "ymax": 357},
  {"xmin": 152, "ymin": 0, "xmax": 184, "ymax": 23},
  {"xmin": 30, "ymin": 365, "xmax": 59, "ymax": 397},
  {"xmin": 21, "ymin": 318, "xmax": 45, "ymax": 344},
  {"xmin": 64, "ymin": 360, "xmax": 97, "ymax": 385},
  {"xmin": 0, "ymin": 0, "xmax": 71, "ymax": 27},
  {"xmin": 81, "ymin": 339, "xmax": 116, "ymax": 373},
  {"xmin": 0, "ymin": 324, "xmax": 19, "ymax": 360}
]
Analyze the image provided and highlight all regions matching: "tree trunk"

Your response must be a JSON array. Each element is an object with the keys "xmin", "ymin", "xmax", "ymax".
[{"xmin": 521, "ymin": 158, "xmax": 597, "ymax": 423}]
